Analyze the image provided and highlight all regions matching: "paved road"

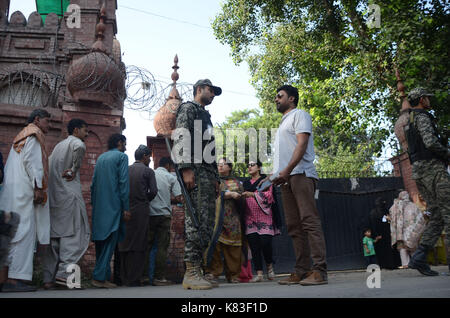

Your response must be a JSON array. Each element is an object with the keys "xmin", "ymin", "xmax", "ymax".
[{"xmin": 1, "ymin": 266, "xmax": 449, "ymax": 299}]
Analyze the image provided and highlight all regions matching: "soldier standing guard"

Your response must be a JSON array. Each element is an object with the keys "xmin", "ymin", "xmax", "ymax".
[
  {"xmin": 404, "ymin": 87, "xmax": 450, "ymax": 276},
  {"xmin": 173, "ymin": 79, "xmax": 221, "ymax": 290}
]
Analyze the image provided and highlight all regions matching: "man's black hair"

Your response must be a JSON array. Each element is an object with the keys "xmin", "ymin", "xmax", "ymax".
[
  {"xmin": 107, "ymin": 133, "xmax": 126, "ymax": 150},
  {"xmin": 27, "ymin": 109, "xmax": 50, "ymax": 124},
  {"xmin": 193, "ymin": 84, "xmax": 207, "ymax": 97},
  {"xmin": 277, "ymin": 85, "xmax": 299, "ymax": 106},
  {"xmin": 67, "ymin": 119, "xmax": 88, "ymax": 135},
  {"xmin": 135, "ymin": 145, "xmax": 151, "ymax": 161},
  {"xmin": 159, "ymin": 156, "xmax": 173, "ymax": 168}
]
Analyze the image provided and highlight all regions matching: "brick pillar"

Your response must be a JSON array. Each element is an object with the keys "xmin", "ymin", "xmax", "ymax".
[
  {"xmin": 392, "ymin": 109, "xmax": 422, "ymax": 207},
  {"xmin": 389, "ymin": 153, "xmax": 420, "ymax": 202},
  {"xmin": 0, "ymin": 0, "xmax": 9, "ymax": 17},
  {"xmin": 166, "ymin": 204, "xmax": 186, "ymax": 283},
  {"xmin": 147, "ymin": 135, "xmax": 170, "ymax": 168}
]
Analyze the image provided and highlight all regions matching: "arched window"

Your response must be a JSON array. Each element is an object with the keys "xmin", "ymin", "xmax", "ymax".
[{"xmin": 0, "ymin": 71, "xmax": 53, "ymax": 107}]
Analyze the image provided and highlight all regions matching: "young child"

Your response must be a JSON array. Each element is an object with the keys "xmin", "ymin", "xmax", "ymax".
[{"xmin": 363, "ymin": 229, "xmax": 382, "ymax": 266}]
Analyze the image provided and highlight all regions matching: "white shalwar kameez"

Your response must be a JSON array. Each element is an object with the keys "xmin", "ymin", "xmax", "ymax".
[{"xmin": 0, "ymin": 136, "xmax": 50, "ymax": 280}]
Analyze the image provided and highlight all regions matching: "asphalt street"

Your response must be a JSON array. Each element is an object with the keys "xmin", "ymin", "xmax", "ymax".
[{"xmin": 1, "ymin": 265, "xmax": 449, "ymax": 298}]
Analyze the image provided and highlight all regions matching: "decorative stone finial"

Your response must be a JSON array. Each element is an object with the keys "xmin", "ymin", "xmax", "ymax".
[
  {"xmin": 395, "ymin": 67, "xmax": 411, "ymax": 111},
  {"xmin": 92, "ymin": 2, "xmax": 107, "ymax": 54},
  {"xmin": 112, "ymin": 36, "xmax": 122, "ymax": 64},
  {"xmin": 153, "ymin": 55, "xmax": 183, "ymax": 136},
  {"xmin": 168, "ymin": 55, "xmax": 181, "ymax": 100},
  {"xmin": 171, "ymin": 54, "xmax": 179, "ymax": 84},
  {"xmin": 0, "ymin": 0, "xmax": 10, "ymax": 18}
]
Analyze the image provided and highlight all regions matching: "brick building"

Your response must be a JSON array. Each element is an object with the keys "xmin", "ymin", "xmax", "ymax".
[{"xmin": 0, "ymin": 0, "xmax": 126, "ymax": 271}]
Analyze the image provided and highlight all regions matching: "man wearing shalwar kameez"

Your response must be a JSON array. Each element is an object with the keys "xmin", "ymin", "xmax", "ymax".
[
  {"xmin": 90, "ymin": 134, "xmax": 130, "ymax": 288},
  {"xmin": 41, "ymin": 119, "xmax": 91, "ymax": 288},
  {"xmin": 118, "ymin": 145, "xmax": 157, "ymax": 286},
  {"xmin": 0, "ymin": 109, "xmax": 51, "ymax": 292}
]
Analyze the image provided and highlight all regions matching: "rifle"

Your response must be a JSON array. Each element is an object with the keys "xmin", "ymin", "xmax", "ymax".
[{"xmin": 164, "ymin": 137, "xmax": 204, "ymax": 247}]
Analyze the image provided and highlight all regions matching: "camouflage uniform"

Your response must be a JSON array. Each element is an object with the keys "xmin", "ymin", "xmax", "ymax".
[
  {"xmin": 174, "ymin": 101, "xmax": 219, "ymax": 266},
  {"xmin": 410, "ymin": 112, "xmax": 450, "ymax": 248},
  {"xmin": 404, "ymin": 88, "xmax": 449, "ymax": 251}
]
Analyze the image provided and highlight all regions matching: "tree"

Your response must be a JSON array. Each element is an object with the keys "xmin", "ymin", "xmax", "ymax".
[
  {"xmin": 315, "ymin": 144, "xmax": 377, "ymax": 178},
  {"xmin": 216, "ymin": 109, "xmax": 279, "ymax": 176},
  {"xmin": 212, "ymin": 0, "xmax": 449, "ymax": 171},
  {"xmin": 218, "ymin": 107, "xmax": 381, "ymax": 177}
]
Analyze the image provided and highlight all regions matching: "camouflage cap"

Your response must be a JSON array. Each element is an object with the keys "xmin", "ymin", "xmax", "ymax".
[
  {"xmin": 194, "ymin": 79, "xmax": 222, "ymax": 96},
  {"xmin": 407, "ymin": 87, "xmax": 434, "ymax": 102}
]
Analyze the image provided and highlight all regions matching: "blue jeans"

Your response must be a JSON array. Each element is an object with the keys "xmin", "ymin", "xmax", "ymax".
[{"xmin": 365, "ymin": 255, "xmax": 378, "ymax": 266}]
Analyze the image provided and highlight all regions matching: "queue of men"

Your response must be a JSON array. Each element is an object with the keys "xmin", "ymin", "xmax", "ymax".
[
  {"xmin": 0, "ymin": 108, "xmax": 182, "ymax": 291},
  {"xmin": 0, "ymin": 80, "xmax": 448, "ymax": 293}
]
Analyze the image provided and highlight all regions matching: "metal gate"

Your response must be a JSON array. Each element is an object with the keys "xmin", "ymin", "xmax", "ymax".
[{"xmin": 272, "ymin": 177, "xmax": 404, "ymax": 272}]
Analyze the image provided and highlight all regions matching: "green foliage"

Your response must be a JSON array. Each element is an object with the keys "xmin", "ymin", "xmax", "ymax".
[
  {"xmin": 216, "ymin": 109, "xmax": 278, "ymax": 177},
  {"xmin": 315, "ymin": 143, "xmax": 377, "ymax": 177},
  {"xmin": 212, "ymin": 0, "xmax": 450, "ymax": 171}
]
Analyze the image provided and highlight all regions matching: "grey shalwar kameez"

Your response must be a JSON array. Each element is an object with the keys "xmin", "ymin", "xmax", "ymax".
[{"xmin": 41, "ymin": 135, "xmax": 90, "ymax": 284}]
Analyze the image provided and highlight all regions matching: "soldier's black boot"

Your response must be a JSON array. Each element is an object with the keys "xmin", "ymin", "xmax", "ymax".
[
  {"xmin": 408, "ymin": 244, "xmax": 439, "ymax": 276},
  {"xmin": 447, "ymin": 246, "xmax": 450, "ymax": 275},
  {"xmin": 445, "ymin": 264, "xmax": 450, "ymax": 276},
  {"xmin": 442, "ymin": 247, "xmax": 450, "ymax": 276}
]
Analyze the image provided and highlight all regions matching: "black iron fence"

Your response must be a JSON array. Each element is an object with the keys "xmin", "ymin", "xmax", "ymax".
[
  {"xmin": 317, "ymin": 171, "xmax": 377, "ymax": 179},
  {"xmin": 271, "ymin": 177, "xmax": 404, "ymax": 272}
]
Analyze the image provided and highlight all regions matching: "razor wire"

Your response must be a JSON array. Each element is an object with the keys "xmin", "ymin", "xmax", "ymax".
[{"xmin": 124, "ymin": 65, "xmax": 193, "ymax": 116}]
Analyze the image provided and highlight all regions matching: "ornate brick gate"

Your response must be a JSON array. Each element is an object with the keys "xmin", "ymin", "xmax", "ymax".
[{"xmin": 0, "ymin": 0, "xmax": 125, "ymax": 273}]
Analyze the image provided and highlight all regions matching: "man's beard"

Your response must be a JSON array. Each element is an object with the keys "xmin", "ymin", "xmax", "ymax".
[
  {"xmin": 201, "ymin": 95, "xmax": 213, "ymax": 106},
  {"xmin": 276, "ymin": 103, "xmax": 289, "ymax": 113}
]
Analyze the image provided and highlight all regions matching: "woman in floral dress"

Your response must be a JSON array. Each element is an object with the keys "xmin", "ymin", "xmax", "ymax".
[
  {"xmin": 205, "ymin": 158, "xmax": 245, "ymax": 284},
  {"xmin": 242, "ymin": 160, "xmax": 281, "ymax": 282},
  {"xmin": 388, "ymin": 191, "xmax": 427, "ymax": 268}
]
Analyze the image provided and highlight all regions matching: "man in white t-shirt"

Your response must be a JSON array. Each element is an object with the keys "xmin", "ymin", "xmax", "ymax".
[
  {"xmin": 146, "ymin": 157, "xmax": 182, "ymax": 286},
  {"xmin": 272, "ymin": 85, "xmax": 328, "ymax": 286}
]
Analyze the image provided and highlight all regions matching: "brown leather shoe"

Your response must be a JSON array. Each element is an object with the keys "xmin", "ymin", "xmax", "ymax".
[
  {"xmin": 278, "ymin": 273, "xmax": 302, "ymax": 285},
  {"xmin": 299, "ymin": 271, "xmax": 328, "ymax": 286},
  {"xmin": 228, "ymin": 278, "xmax": 240, "ymax": 284},
  {"xmin": 153, "ymin": 278, "xmax": 175, "ymax": 286},
  {"xmin": 103, "ymin": 281, "xmax": 118, "ymax": 288},
  {"xmin": 91, "ymin": 279, "xmax": 117, "ymax": 288},
  {"xmin": 204, "ymin": 273, "xmax": 220, "ymax": 288}
]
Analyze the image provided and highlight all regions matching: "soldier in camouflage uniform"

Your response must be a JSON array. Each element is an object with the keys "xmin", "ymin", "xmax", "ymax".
[
  {"xmin": 404, "ymin": 87, "xmax": 450, "ymax": 276},
  {"xmin": 174, "ymin": 79, "xmax": 221, "ymax": 289}
]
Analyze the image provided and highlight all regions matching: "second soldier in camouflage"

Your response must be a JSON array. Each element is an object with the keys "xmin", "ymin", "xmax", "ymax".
[
  {"xmin": 174, "ymin": 79, "xmax": 222, "ymax": 289},
  {"xmin": 405, "ymin": 87, "xmax": 450, "ymax": 276}
]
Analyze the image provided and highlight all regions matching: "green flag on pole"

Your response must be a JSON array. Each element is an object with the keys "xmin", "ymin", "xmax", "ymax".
[{"xmin": 35, "ymin": 0, "xmax": 70, "ymax": 23}]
